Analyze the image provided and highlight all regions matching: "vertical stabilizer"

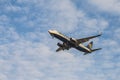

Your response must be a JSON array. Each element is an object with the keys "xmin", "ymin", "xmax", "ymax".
[
  {"xmin": 86, "ymin": 41, "xmax": 93, "ymax": 50},
  {"xmin": 84, "ymin": 41, "xmax": 101, "ymax": 55}
]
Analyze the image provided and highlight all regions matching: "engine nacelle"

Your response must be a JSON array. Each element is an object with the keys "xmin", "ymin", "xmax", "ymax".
[
  {"xmin": 57, "ymin": 43, "xmax": 63, "ymax": 47},
  {"xmin": 57, "ymin": 42, "xmax": 70, "ymax": 50},
  {"xmin": 70, "ymin": 38, "xmax": 79, "ymax": 47},
  {"xmin": 70, "ymin": 38, "xmax": 77, "ymax": 43}
]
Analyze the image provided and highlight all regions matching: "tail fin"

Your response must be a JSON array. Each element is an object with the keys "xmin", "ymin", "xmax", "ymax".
[
  {"xmin": 84, "ymin": 42, "xmax": 101, "ymax": 55},
  {"xmin": 92, "ymin": 48, "xmax": 102, "ymax": 52},
  {"xmin": 86, "ymin": 41, "xmax": 93, "ymax": 50}
]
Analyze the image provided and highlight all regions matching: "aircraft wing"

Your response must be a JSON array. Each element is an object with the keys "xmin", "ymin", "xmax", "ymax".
[
  {"xmin": 56, "ymin": 47, "xmax": 63, "ymax": 52},
  {"xmin": 77, "ymin": 34, "xmax": 102, "ymax": 43}
]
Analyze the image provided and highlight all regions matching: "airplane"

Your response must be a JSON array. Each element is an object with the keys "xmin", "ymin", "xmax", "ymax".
[{"xmin": 48, "ymin": 30, "xmax": 102, "ymax": 55}]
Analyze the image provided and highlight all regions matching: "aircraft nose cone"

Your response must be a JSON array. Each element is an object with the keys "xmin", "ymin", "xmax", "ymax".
[
  {"xmin": 48, "ymin": 30, "xmax": 52, "ymax": 33},
  {"xmin": 48, "ymin": 30, "xmax": 54, "ymax": 37},
  {"xmin": 48, "ymin": 30, "xmax": 54, "ymax": 35}
]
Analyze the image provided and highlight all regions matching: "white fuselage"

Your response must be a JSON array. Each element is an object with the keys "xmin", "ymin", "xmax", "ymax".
[{"xmin": 48, "ymin": 30, "xmax": 91, "ymax": 53}]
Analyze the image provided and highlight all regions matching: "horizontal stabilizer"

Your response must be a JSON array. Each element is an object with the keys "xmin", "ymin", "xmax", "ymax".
[
  {"xmin": 84, "ymin": 48, "xmax": 102, "ymax": 55},
  {"xmin": 92, "ymin": 48, "xmax": 102, "ymax": 52}
]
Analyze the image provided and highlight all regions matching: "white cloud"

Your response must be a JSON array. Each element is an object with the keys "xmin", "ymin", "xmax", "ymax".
[
  {"xmin": 0, "ymin": 73, "xmax": 8, "ymax": 80},
  {"xmin": 87, "ymin": 18, "xmax": 108, "ymax": 31},
  {"xmin": 114, "ymin": 28, "xmax": 120, "ymax": 39},
  {"xmin": 3, "ymin": 38, "xmax": 118, "ymax": 80},
  {"xmin": 0, "ymin": 40, "xmax": 95, "ymax": 80},
  {"xmin": 75, "ymin": 17, "xmax": 108, "ymax": 36},
  {"xmin": 0, "ymin": 15, "xmax": 10, "ymax": 25},
  {"xmin": 0, "ymin": 15, "xmax": 9, "ymax": 22},
  {"xmin": 15, "ymin": 0, "xmax": 84, "ymax": 32},
  {"xmin": 0, "ymin": 26, "xmax": 20, "ymax": 44},
  {"xmin": 89, "ymin": 0, "xmax": 120, "ymax": 14},
  {"xmin": 3, "ymin": 0, "xmax": 107, "ymax": 34},
  {"xmin": 5, "ymin": 5, "xmax": 22, "ymax": 12},
  {"xmin": 0, "ymin": 0, "xmax": 119, "ymax": 80}
]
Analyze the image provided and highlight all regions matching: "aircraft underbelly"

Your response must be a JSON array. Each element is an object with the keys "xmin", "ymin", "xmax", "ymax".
[
  {"xmin": 75, "ymin": 45, "xmax": 90, "ymax": 53},
  {"xmin": 48, "ymin": 30, "xmax": 101, "ymax": 53},
  {"xmin": 54, "ymin": 34, "xmax": 69, "ymax": 43},
  {"xmin": 54, "ymin": 34, "xmax": 90, "ymax": 53}
]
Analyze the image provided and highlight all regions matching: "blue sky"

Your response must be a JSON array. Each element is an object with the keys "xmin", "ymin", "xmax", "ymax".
[{"xmin": 0, "ymin": 0, "xmax": 120, "ymax": 80}]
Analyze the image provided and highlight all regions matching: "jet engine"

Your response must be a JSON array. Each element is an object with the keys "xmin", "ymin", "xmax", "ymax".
[
  {"xmin": 70, "ymin": 38, "xmax": 78, "ymax": 43},
  {"xmin": 57, "ymin": 42, "xmax": 70, "ymax": 50},
  {"xmin": 70, "ymin": 38, "xmax": 79, "ymax": 47},
  {"xmin": 57, "ymin": 43, "xmax": 63, "ymax": 47}
]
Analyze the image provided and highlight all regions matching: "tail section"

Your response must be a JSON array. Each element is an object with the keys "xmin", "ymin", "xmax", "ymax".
[
  {"xmin": 84, "ymin": 41, "xmax": 93, "ymax": 55},
  {"xmin": 86, "ymin": 41, "xmax": 93, "ymax": 50},
  {"xmin": 86, "ymin": 41, "xmax": 102, "ymax": 52},
  {"xmin": 84, "ymin": 41, "xmax": 102, "ymax": 55},
  {"xmin": 84, "ymin": 48, "xmax": 102, "ymax": 55}
]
